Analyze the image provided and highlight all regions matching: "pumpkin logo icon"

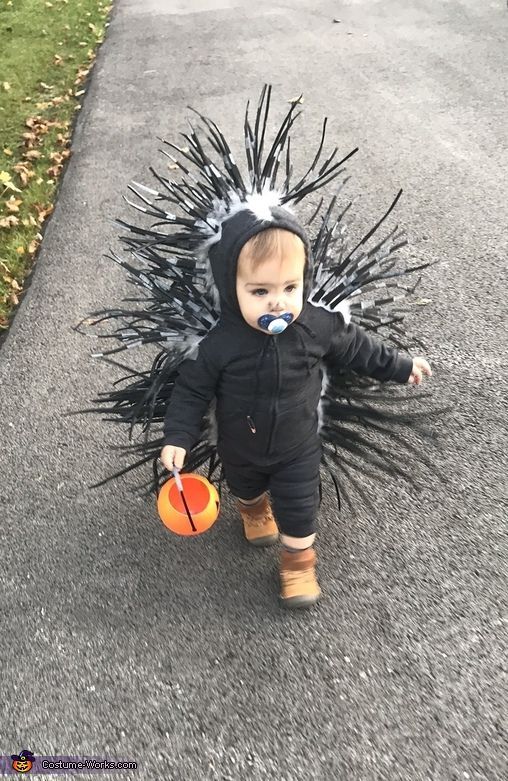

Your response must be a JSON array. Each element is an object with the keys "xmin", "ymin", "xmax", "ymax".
[{"xmin": 11, "ymin": 750, "xmax": 35, "ymax": 773}]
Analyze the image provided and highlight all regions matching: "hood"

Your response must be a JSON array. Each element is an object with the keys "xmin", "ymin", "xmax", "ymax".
[{"xmin": 207, "ymin": 205, "xmax": 313, "ymax": 321}]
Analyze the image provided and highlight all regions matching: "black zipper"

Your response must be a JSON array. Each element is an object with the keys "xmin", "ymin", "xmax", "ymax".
[{"xmin": 266, "ymin": 338, "xmax": 280, "ymax": 455}]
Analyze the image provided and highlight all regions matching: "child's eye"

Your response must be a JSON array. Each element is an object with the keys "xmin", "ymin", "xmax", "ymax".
[
  {"xmin": 285, "ymin": 285, "xmax": 297, "ymax": 292},
  {"xmin": 251, "ymin": 288, "xmax": 268, "ymax": 296}
]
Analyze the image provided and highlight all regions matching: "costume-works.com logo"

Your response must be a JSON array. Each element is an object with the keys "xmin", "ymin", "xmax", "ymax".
[{"xmin": 10, "ymin": 750, "xmax": 34, "ymax": 773}]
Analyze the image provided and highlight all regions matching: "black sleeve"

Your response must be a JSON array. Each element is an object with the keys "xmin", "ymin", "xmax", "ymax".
[
  {"xmin": 163, "ymin": 339, "xmax": 220, "ymax": 452},
  {"xmin": 323, "ymin": 315, "xmax": 413, "ymax": 383}
]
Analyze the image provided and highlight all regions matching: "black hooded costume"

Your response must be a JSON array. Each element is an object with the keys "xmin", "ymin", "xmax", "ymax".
[
  {"xmin": 80, "ymin": 86, "xmax": 439, "ymax": 526},
  {"xmin": 162, "ymin": 207, "xmax": 413, "ymax": 537}
]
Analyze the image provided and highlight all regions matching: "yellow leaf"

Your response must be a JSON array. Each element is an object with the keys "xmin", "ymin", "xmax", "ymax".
[
  {"xmin": 40, "ymin": 82, "xmax": 54, "ymax": 91},
  {"xmin": 3, "ymin": 148, "xmax": 13, "ymax": 156},
  {"xmin": 46, "ymin": 1, "xmax": 53, "ymax": 6},
  {"xmin": 16, "ymin": 247, "xmax": 25, "ymax": 256},
  {"xmin": 10, "ymin": 292, "xmax": 19, "ymax": 306},
  {"xmin": 0, "ymin": 171, "xmax": 22, "ymax": 193},
  {"xmin": 2, "ymin": 82, "xmax": 11, "ymax": 92}
]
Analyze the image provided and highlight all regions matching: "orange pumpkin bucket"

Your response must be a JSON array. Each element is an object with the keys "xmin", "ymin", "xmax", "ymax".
[{"xmin": 157, "ymin": 471, "xmax": 220, "ymax": 536}]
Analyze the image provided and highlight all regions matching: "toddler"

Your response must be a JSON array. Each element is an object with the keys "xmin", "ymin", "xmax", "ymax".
[{"xmin": 159, "ymin": 206, "xmax": 431, "ymax": 609}]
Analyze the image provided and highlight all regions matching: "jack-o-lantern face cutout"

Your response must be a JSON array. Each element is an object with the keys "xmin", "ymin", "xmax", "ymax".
[{"xmin": 11, "ymin": 750, "xmax": 35, "ymax": 773}]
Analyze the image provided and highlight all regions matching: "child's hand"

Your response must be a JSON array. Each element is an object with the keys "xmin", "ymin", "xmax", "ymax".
[
  {"xmin": 408, "ymin": 357, "xmax": 432, "ymax": 385},
  {"xmin": 160, "ymin": 444, "xmax": 187, "ymax": 471}
]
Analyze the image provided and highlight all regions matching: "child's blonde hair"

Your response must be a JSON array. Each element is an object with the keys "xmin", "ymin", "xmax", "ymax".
[{"xmin": 240, "ymin": 228, "xmax": 306, "ymax": 270}]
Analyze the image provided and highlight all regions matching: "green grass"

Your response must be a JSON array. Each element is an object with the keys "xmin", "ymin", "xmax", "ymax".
[{"xmin": 0, "ymin": 0, "xmax": 112, "ymax": 330}]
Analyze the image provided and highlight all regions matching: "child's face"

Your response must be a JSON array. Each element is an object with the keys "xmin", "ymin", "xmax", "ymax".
[{"xmin": 236, "ymin": 236, "xmax": 306, "ymax": 332}]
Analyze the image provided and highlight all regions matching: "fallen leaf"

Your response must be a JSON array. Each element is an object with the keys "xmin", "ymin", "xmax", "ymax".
[
  {"xmin": 16, "ymin": 246, "xmax": 25, "ymax": 255},
  {"xmin": 5, "ymin": 197, "xmax": 22, "ymax": 213},
  {"xmin": 34, "ymin": 203, "xmax": 53, "ymax": 223},
  {"xmin": 13, "ymin": 163, "xmax": 34, "ymax": 187},
  {"xmin": 2, "ymin": 82, "xmax": 11, "ymax": 91},
  {"xmin": 10, "ymin": 292, "xmax": 19, "ymax": 306},
  {"xmin": 39, "ymin": 82, "xmax": 54, "ymax": 91},
  {"xmin": 23, "ymin": 132, "xmax": 38, "ymax": 146},
  {"xmin": 28, "ymin": 241, "xmax": 39, "ymax": 255},
  {"xmin": 3, "ymin": 148, "xmax": 13, "ymax": 156},
  {"xmin": 0, "ymin": 171, "xmax": 22, "ymax": 192},
  {"xmin": 0, "ymin": 215, "xmax": 19, "ymax": 228},
  {"xmin": 54, "ymin": 54, "xmax": 63, "ymax": 65},
  {"xmin": 24, "ymin": 150, "xmax": 42, "ymax": 161}
]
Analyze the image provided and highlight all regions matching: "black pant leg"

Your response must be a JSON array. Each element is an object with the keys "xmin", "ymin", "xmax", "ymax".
[
  {"xmin": 220, "ymin": 459, "xmax": 270, "ymax": 501},
  {"xmin": 268, "ymin": 442, "xmax": 322, "ymax": 538}
]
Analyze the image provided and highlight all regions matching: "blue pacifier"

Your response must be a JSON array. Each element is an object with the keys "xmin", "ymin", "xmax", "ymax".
[{"xmin": 257, "ymin": 312, "xmax": 294, "ymax": 334}]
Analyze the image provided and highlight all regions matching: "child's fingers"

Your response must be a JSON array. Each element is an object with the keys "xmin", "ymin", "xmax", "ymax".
[
  {"xmin": 409, "ymin": 366, "xmax": 423, "ymax": 385},
  {"xmin": 174, "ymin": 448, "xmax": 186, "ymax": 470},
  {"xmin": 160, "ymin": 446, "xmax": 176, "ymax": 471},
  {"xmin": 414, "ymin": 357, "xmax": 432, "ymax": 376}
]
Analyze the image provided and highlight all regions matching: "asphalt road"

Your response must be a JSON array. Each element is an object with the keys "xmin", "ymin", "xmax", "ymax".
[{"xmin": 1, "ymin": 1, "xmax": 507, "ymax": 779}]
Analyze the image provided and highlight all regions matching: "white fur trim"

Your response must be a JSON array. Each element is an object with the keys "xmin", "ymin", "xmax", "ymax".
[
  {"xmin": 204, "ymin": 398, "xmax": 218, "ymax": 446},
  {"xmin": 336, "ymin": 300, "xmax": 351, "ymax": 324},
  {"xmin": 309, "ymin": 297, "xmax": 351, "ymax": 324},
  {"xmin": 196, "ymin": 186, "xmax": 283, "ymax": 248},
  {"xmin": 317, "ymin": 366, "xmax": 330, "ymax": 434}
]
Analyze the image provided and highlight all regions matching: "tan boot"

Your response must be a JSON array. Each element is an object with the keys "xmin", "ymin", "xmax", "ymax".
[
  {"xmin": 236, "ymin": 493, "xmax": 279, "ymax": 547},
  {"xmin": 279, "ymin": 547, "xmax": 321, "ymax": 608}
]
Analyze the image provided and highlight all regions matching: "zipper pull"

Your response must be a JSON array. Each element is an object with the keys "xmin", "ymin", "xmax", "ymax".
[{"xmin": 246, "ymin": 415, "xmax": 257, "ymax": 434}]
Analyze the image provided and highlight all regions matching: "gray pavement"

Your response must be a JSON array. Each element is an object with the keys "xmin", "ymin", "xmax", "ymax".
[{"xmin": 1, "ymin": 0, "xmax": 507, "ymax": 778}]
